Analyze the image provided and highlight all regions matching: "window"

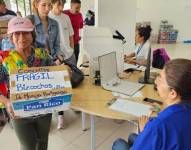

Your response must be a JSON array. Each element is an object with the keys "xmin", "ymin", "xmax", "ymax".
[
  {"xmin": 64, "ymin": 0, "xmax": 70, "ymax": 10},
  {"xmin": 10, "ymin": 0, "xmax": 31, "ymax": 17},
  {"xmin": 9, "ymin": 0, "xmax": 70, "ymax": 17}
]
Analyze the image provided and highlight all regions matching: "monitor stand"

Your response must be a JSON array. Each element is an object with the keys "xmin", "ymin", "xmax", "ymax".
[
  {"xmin": 138, "ymin": 77, "xmax": 154, "ymax": 84},
  {"xmin": 138, "ymin": 47, "xmax": 154, "ymax": 84}
]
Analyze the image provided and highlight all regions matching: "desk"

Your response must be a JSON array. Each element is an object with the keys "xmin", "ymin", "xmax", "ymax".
[{"xmin": 71, "ymin": 71, "xmax": 162, "ymax": 150}]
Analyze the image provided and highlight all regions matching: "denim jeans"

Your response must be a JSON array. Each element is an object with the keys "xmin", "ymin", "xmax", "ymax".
[
  {"xmin": 112, "ymin": 138, "xmax": 130, "ymax": 150},
  {"xmin": 112, "ymin": 133, "xmax": 138, "ymax": 150}
]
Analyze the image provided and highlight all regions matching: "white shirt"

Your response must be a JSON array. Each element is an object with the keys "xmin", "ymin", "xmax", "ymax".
[
  {"xmin": 0, "ymin": 15, "xmax": 15, "ymax": 20},
  {"xmin": 135, "ymin": 40, "xmax": 151, "ymax": 61},
  {"xmin": 49, "ymin": 12, "xmax": 74, "ymax": 60}
]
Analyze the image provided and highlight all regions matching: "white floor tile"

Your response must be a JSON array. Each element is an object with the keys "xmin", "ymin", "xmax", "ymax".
[
  {"xmin": 48, "ymin": 134, "xmax": 69, "ymax": 150},
  {"xmin": 71, "ymin": 130, "xmax": 103, "ymax": 150},
  {"xmin": 60, "ymin": 143, "xmax": 84, "ymax": 150}
]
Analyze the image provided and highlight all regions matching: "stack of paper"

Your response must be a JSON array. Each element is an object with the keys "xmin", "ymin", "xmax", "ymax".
[{"xmin": 109, "ymin": 98, "xmax": 151, "ymax": 117}]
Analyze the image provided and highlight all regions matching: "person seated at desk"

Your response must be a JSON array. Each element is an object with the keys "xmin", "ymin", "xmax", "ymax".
[
  {"xmin": 112, "ymin": 59, "xmax": 191, "ymax": 150},
  {"xmin": 0, "ymin": 0, "xmax": 16, "ymax": 49},
  {"xmin": 84, "ymin": 10, "xmax": 95, "ymax": 26},
  {"xmin": 124, "ymin": 25, "xmax": 152, "ymax": 66}
]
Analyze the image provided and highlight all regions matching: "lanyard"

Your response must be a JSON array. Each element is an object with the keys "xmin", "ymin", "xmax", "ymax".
[{"xmin": 136, "ymin": 42, "xmax": 145, "ymax": 55}]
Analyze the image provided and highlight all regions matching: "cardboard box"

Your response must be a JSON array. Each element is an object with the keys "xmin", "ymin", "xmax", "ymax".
[
  {"xmin": 0, "ymin": 20, "xmax": 9, "ymax": 34},
  {"xmin": 9, "ymin": 66, "xmax": 72, "ymax": 118}
]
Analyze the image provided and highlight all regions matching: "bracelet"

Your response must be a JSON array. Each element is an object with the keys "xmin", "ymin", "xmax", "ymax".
[{"xmin": 153, "ymin": 105, "xmax": 161, "ymax": 112}]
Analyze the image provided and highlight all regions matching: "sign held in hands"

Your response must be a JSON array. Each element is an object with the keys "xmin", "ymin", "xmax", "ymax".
[{"xmin": 9, "ymin": 66, "xmax": 72, "ymax": 117}]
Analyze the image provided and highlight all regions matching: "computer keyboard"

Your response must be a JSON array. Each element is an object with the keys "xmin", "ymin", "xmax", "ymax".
[{"xmin": 103, "ymin": 80, "xmax": 144, "ymax": 96}]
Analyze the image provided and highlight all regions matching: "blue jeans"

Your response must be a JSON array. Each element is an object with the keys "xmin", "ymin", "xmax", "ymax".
[
  {"xmin": 112, "ymin": 138, "xmax": 130, "ymax": 150},
  {"xmin": 112, "ymin": 133, "xmax": 138, "ymax": 150}
]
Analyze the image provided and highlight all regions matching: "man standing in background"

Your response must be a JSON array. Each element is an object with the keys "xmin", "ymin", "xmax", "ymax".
[
  {"xmin": 63, "ymin": 0, "xmax": 83, "ymax": 64},
  {"xmin": 0, "ymin": 0, "xmax": 16, "ymax": 17},
  {"xmin": 0, "ymin": 0, "xmax": 16, "ymax": 49}
]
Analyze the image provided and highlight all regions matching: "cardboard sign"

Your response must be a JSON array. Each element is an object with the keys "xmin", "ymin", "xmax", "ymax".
[
  {"xmin": 0, "ymin": 20, "xmax": 8, "ymax": 34},
  {"xmin": 9, "ymin": 66, "xmax": 72, "ymax": 117}
]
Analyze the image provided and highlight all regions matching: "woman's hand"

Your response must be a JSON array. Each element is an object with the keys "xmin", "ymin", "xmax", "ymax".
[
  {"xmin": 124, "ymin": 55, "xmax": 131, "ymax": 62},
  {"xmin": 138, "ymin": 116, "xmax": 149, "ymax": 132},
  {"xmin": 124, "ymin": 54, "xmax": 136, "ymax": 64},
  {"xmin": 61, "ymin": 64, "xmax": 72, "ymax": 78},
  {"xmin": 124, "ymin": 52, "xmax": 136, "ymax": 62},
  {"xmin": 6, "ymin": 100, "xmax": 16, "ymax": 119},
  {"xmin": 138, "ymin": 103, "xmax": 161, "ymax": 132},
  {"xmin": 128, "ymin": 59, "xmax": 136, "ymax": 65},
  {"xmin": 54, "ymin": 59, "xmax": 61, "ymax": 66},
  {"xmin": 124, "ymin": 57, "xmax": 136, "ymax": 65},
  {"xmin": 0, "ymin": 96, "xmax": 17, "ymax": 119}
]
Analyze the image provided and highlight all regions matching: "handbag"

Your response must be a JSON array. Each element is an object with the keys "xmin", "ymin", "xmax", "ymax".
[
  {"xmin": 65, "ymin": 62, "xmax": 84, "ymax": 88},
  {"xmin": 56, "ymin": 52, "xmax": 84, "ymax": 88}
]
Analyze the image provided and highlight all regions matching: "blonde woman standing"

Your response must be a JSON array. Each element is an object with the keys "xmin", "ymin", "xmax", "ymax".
[{"xmin": 31, "ymin": 0, "xmax": 60, "ymax": 61}]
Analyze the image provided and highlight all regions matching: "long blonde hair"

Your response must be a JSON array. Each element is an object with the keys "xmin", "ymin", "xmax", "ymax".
[{"xmin": 32, "ymin": 0, "xmax": 41, "ymax": 15}]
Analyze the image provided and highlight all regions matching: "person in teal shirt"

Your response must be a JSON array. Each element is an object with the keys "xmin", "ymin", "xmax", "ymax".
[{"xmin": 112, "ymin": 59, "xmax": 191, "ymax": 150}]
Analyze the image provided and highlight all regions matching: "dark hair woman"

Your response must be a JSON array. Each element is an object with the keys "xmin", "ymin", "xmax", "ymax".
[
  {"xmin": 124, "ymin": 25, "xmax": 152, "ymax": 66},
  {"xmin": 112, "ymin": 59, "xmax": 191, "ymax": 150},
  {"xmin": 0, "ymin": 17, "xmax": 55, "ymax": 150}
]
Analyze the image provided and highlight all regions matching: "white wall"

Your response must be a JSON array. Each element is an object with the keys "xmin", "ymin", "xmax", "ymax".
[
  {"xmin": 96, "ymin": 0, "xmax": 136, "ymax": 51},
  {"xmin": 136, "ymin": 0, "xmax": 191, "ymax": 41},
  {"xmin": 82, "ymin": 0, "xmax": 191, "ymax": 41}
]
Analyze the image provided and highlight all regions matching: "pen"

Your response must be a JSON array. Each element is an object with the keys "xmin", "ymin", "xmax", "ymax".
[{"xmin": 107, "ymin": 98, "xmax": 117, "ymax": 106}]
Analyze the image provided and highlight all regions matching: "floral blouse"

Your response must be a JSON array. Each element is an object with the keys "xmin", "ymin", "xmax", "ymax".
[{"xmin": 0, "ymin": 47, "xmax": 55, "ymax": 95}]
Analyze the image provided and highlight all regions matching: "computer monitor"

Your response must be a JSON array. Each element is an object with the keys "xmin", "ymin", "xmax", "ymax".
[
  {"xmin": 82, "ymin": 26, "xmax": 124, "ymax": 77},
  {"xmin": 98, "ymin": 52, "xmax": 118, "ymax": 85},
  {"xmin": 138, "ymin": 47, "xmax": 154, "ymax": 84}
]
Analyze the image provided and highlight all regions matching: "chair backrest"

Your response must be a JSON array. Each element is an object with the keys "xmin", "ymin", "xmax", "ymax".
[{"xmin": 152, "ymin": 48, "xmax": 170, "ymax": 69}]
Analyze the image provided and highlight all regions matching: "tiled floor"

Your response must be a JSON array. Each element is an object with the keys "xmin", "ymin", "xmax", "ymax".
[
  {"xmin": 0, "ymin": 43, "xmax": 191, "ymax": 150},
  {"xmin": 0, "ymin": 110, "xmax": 137, "ymax": 150}
]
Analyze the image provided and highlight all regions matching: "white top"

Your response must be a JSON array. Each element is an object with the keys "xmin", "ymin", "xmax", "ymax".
[
  {"xmin": 49, "ymin": 12, "xmax": 74, "ymax": 60},
  {"xmin": 0, "ymin": 15, "xmax": 15, "ymax": 20},
  {"xmin": 135, "ymin": 40, "xmax": 151, "ymax": 61}
]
